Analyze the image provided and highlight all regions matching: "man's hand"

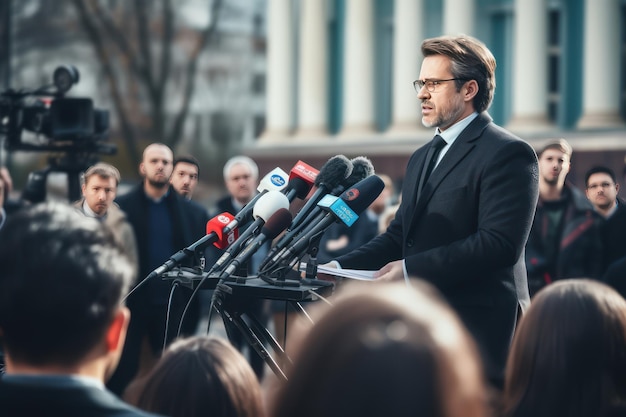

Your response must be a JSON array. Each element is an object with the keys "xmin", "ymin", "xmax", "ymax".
[
  {"xmin": 315, "ymin": 261, "xmax": 339, "ymax": 283},
  {"xmin": 0, "ymin": 167, "xmax": 12, "ymax": 209},
  {"xmin": 374, "ymin": 260, "xmax": 405, "ymax": 282}
]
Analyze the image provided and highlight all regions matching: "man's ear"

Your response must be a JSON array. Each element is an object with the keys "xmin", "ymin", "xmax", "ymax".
[
  {"xmin": 105, "ymin": 307, "xmax": 130, "ymax": 353},
  {"xmin": 463, "ymin": 79, "xmax": 479, "ymax": 103}
]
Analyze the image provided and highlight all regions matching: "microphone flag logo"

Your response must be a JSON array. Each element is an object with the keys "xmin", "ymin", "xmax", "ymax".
[
  {"xmin": 344, "ymin": 188, "xmax": 360, "ymax": 201},
  {"xmin": 271, "ymin": 174, "xmax": 286, "ymax": 187}
]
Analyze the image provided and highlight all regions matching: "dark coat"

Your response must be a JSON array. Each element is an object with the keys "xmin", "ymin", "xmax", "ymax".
[
  {"xmin": 107, "ymin": 184, "xmax": 209, "ymax": 395},
  {"xmin": 600, "ymin": 198, "xmax": 626, "ymax": 272},
  {"xmin": 337, "ymin": 112, "xmax": 539, "ymax": 385},
  {"xmin": 525, "ymin": 184, "xmax": 603, "ymax": 296},
  {"xmin": 116, "ymin": 184, "xmax": 209, "ymax": 287},
  {"xmin": 0, "ymin": 378, "xmax": 161, "ymax": 417}
]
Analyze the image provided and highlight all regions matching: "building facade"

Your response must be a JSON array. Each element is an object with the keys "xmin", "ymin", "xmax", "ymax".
[{"xmin": 252, "ymin": 0, "xmax": 626, "ymax": 186}]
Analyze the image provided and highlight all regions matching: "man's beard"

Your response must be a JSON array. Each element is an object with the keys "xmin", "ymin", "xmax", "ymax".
[
  {"xmin": 542, "ymin": 174, "xmax": 560, "ymax": 186},
  {"xmin": 148, "ymin": 178, "xmax": 169, "ymax": 189}
]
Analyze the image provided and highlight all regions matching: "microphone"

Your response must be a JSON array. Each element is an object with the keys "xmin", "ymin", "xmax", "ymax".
[
  {"xmin": 283, "ymin": 160, "xmax": 318, "ymax": 202},
  {"xmin": 147, "ymin": 212, "xmax": 237, "ymax": 280},
  {"xmin": 289, "ymin": 155, "xmax": 353, "ymax": 231},
  {"xmin": 261, "ymin": 155, "xmax": 359, "ymax": 268},
  {"xmin": 265, "ymin": 175, "xmax": 385, "ymax": 270},
  {"xmin": 343, "ymin": 156, "xmax": 375, "ymax": 188},
  {"xmin": 208, "ymin": 213, "xmax": 240, "ymax": 249},
  {"xmin": 222, "ymin": 167, "xmax": 289, "ymax": 235},
  {"xmin": 219, "ymin": 208, "xmax": 293, "ymax": 279},
  {"xmin": 208, "ymin": 190, "xmax": 290, "ymax": 274},
  {"xmin": 265, "ymin": 156, "xmax": 352, "ymax": 264}
]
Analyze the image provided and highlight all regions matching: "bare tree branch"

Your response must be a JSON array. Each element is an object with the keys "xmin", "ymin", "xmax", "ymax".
[
  {"xmin": 133, "ymin": 0, "xmax": 157, "ymax": 103},
  {"xmin": 72, "ymin": 0, "xmax": 140, "ymax": 166},
  {"xmin": 87, "ymin": 0, "xmax": 143, "ymax": 79},
  {"xmin": 168, "ymin": 0, "xmax": 223, "ymax": 146}
]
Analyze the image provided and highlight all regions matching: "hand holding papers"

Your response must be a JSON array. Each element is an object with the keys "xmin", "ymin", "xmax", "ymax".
[{"xmin": 300, "ymin": 262, "xmax": 377, "ymax": 281}]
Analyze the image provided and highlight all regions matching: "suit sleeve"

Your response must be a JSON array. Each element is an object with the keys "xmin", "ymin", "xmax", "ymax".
[{"xmin": 335, "ymin": 152, "xmax": 421, "ymax": 270}]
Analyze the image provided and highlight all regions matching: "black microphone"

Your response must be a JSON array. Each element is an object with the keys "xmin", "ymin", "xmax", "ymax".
[
  {"xmin": 289, "ymin": 155, "xmax": 353, "ymax": 231},
  {"xmin": 263, "ymin": 156, "xmax": 374, "ymax": 267},
  {"xmin": 266, "ymin": 175, "xmax": 385, "ymax": 270},
  {"xmin": 208, "ymin": 190, "xmax": 289, "ymax": 275},
  {"xmin": 219, "ymin": 208, "xmax": 293, "ymax": 279},
  {"xmin": 263, "ymin": 156, "xmax": 352, "ymax": 269},
  {"xmin": 344, "ymin": 156, "xmax": 375, "ymax": 188},
  {"xmin": 222, "ymin": 167, "xmax": 289, "ymax": 235}
]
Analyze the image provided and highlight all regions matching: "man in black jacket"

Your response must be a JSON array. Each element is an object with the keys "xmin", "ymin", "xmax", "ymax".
[
  {"xmin": 525, "ymin": 140, "xmax": 603, "ymax": 297},
  {"xmin": 0, "ymin": 202, "xmax": 159, "ymax": 417},
  {"xmin": 107, "ymin": 143, "xmax": 209, "ymax": 396},
  {"xmin": 584, "ymin": 166, "xmax": 626, "ymax": 274},
  {"xmin": 334, "ymin": 35, "xmax": 538, "ymax": 389}
]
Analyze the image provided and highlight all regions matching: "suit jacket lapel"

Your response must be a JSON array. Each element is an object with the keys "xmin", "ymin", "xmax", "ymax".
[{"xmin": 406, "ymin": 113, "xmax": 492, "ymax": 235}]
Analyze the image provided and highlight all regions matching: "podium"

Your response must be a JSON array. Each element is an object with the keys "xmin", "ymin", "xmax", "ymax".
[{"xmin": 162, "ymin": 268, "xmax": 334, "ymax": 380}]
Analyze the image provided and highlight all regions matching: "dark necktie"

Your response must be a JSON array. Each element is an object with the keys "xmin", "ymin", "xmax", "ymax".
[{"xmin": 417, "ymin": 135, "xmax": 447, "ymax": 201}]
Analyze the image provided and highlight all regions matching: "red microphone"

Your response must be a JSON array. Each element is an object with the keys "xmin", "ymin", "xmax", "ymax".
[
  {"xmin": 206, "ymin": 212, "xmax": 239, "ymax": 249},
  {"xmin": 283, "ymin": 160, "xmax": 319, "ymax": 202}
]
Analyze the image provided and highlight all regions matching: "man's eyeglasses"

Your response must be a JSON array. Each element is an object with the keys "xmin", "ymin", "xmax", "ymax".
[
  {"xmin": 413, "ymin": 78, "xmax": 467, "ymax": 93},
  {"xmin": 587, "ymin": 182, "xmax": 615, "ymax": 191}
]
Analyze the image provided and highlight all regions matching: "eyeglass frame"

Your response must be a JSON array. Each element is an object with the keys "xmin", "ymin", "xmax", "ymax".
[
  {"xmin": 586, "ymin": 181, "xmax": 616, "ymax": 191},
  {"xmin": 413, "ymin": 78, "xmax": 469, "ymax": 93}
]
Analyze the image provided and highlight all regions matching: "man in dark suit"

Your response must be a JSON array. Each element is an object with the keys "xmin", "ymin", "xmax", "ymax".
[
  {"xmin": 585, "ymin": 166, "xmax": 626, "ymax": 273},
  {"xmin": 0, "ymin": 202, "xmax": 159, "ymax": 417},
  {"xmin": 333, "ymin": 35, "xmax": 539, "ymax": 388},
  {"xmin": 107, "ymin": 143, "xmax": 209, "ymax": 396}
]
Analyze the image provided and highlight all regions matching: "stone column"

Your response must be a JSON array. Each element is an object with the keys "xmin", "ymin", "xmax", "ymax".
[
  {"xmin": 339, "ymin": 0, "xmax": 375, "ymax": 137},
  {"xmin": 507, "ymin": 0, "xmax": 552, "ymax": 131},
  {"xmin": 444, "ymin": 0, "xmax": 474, "ymax": 35},
  {"xmin": 295, "ymin": 0, "xmax": 329, "ymax": 139},
  {"xmin": 260, "ymin": 0, "xmax": 294, "ymax": 142},
  {"xmin": 577, "ymin": 0, "xmax": 623, "ymax": 128},
  {"xmin": 387, "ymin": 0, "xmax": 424, "ymax": 135}
]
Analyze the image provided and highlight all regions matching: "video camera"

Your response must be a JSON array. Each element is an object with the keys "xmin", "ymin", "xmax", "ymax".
[
  {"xmin": 0, "ymin": 65, "xmax": 115, "ymax": 155},
  {"xmin": 0, "ymin": 66, "xmax": 117, "ymax": 202}
]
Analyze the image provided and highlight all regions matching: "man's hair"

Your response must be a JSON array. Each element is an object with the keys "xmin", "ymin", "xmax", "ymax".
[
  {"xmin": 174, "ymin": 155, "xmax": 201, "ymax": 179},
  {"xmin": 0, "ymin": 202, "xmax": 134, "ymax": 366},
  {"xmin": 223, "ymin": 155, "xmax": 259, "ymax": 181},
  {"xmin": 421, "ymin": 35, "xmax": 496, "ymax": 113},
  {"xmin": 81, "ymin": 162, "xmax": 121, "ymax": 187},
  {"xmin": 585, "ymin": 166, "xmax": 617, "ymax": 188},
  {"xmin": 537, "ymin": 139, "xmax": 573, "ymax": 159}
]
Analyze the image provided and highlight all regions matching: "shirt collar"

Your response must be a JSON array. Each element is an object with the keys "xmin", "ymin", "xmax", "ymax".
[
  {"xmin": 3, "ymin": 374, "xmax": 106, "ymax": 390},
  {"xmin": 436, "ymin": 112, "xmax": 479, "ymax": 145},
  {"xmin": 82, "ymin": 200, "xmax": 106, "ymax": 220}
]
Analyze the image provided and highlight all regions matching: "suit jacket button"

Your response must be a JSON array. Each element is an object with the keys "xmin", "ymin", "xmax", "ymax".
[{"xmin": 406, "ymin": 238, "xmax": 414, "ymax": 247}]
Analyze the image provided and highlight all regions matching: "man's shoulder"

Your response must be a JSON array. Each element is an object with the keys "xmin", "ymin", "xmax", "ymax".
[
  {"xmin": 0, "ymin": 379, "xmax": 161, "ymax": 417},
  {"xmin": 115, "ymin": 184, "xmax": 143, "ymax": 205},
  {"xmin": 565, "ymin": 184, "xmax": 596, "ymax": 213},
  {"xmin": 182, "ymin": 198, "xmax": 210, "ymax": 220},
  {"xmin": 213, "ymin": 196, "xmax": 235, "ymax": 215}
]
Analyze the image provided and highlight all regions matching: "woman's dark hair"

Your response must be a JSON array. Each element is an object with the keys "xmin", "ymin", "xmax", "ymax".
[
  {"xmin": 133, "ymin": 336, "xmax": 265, "ymax": 417},
  {"xmin": 269, "ymin": 281, "xmax": 488, "ymax": 417},
  {"xmin": 504, "ymin": 279, "xmax": 626, "ymax": 417}
]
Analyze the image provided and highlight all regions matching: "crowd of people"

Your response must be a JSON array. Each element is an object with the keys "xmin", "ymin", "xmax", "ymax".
[{"xmin": 2, "ymin": 33, "xmax": 626, "ymax": 417}]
